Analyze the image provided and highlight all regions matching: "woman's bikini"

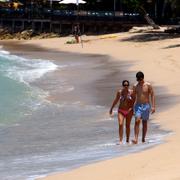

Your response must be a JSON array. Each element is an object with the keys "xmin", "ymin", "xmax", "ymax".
[{"xmin": 118, "ymin": 90, "xmax": 132, "ymax": 117}]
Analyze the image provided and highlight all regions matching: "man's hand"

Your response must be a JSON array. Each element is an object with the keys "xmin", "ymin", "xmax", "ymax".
[{"xmin": 151, "ymin": 107, "xmax": 155, "ymax": 114}]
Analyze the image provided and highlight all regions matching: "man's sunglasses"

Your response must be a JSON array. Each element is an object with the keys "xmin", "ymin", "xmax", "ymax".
[{"xmin": 136, "ymin": 78, "xmax": 143, "ymax": 81}]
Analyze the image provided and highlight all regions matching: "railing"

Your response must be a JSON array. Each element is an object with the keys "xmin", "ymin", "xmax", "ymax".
[{"xmin": 0, "ymin": 8, "xmax": 142, "ymax": 21}]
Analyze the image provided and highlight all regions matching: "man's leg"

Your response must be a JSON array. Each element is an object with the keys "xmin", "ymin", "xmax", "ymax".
[
  {"xmin": 118, "ymin": 113, "xmax": 125, "ymax": 144},
  {"xmin": 142, "ymin": 120, "xmax": 147, "ymax": 142},
  {"xmin": 132, "ymin": 117, "xmax": 141, "ymax": 144},
  {"xmin": 142, "ymin": 104, "xmax": 150, "ymax": 142}
]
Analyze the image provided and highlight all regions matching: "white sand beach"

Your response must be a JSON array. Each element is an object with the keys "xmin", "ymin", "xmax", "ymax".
[{"xmin": 3, "ymin": 31, "xmax": 180, "ymax": 180}]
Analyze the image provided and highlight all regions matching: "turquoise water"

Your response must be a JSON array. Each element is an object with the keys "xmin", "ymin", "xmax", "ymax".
[
  {"xmin": 0, "ymin": 50, "xmax": 57, "ymax": 124},
  {"xmin": 0, "ymin": 73, "xmax": 30, "ymax": 123}
]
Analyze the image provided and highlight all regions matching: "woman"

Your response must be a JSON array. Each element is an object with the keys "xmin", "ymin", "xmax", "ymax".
[
  {"xmin": 109, "ymin": 80, "xmax": 134, "ymax": 144},
  {"xmin": 73, "ymin": 25, "xmax": 80, "ymax": 43}
]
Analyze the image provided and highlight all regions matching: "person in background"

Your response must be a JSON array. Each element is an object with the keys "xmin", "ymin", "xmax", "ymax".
[{"xmin": 73, "ymin": 24, "xmax": 80, "ymax": 43}]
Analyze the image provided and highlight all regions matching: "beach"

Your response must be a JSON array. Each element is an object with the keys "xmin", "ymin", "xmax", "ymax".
[{"xmin": 1, "ymin": 31, "xmax": 180, "ymax": 180}]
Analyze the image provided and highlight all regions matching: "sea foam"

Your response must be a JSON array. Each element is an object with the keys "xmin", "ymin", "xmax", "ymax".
[{"xmin": 0, "ymin": 50, "xmax": 58, "ymax": 85}]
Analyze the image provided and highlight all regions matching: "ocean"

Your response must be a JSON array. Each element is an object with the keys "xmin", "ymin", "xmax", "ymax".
[{"xmin": 0, "ymin": 48, "xmax": 170, "ymax": 180}]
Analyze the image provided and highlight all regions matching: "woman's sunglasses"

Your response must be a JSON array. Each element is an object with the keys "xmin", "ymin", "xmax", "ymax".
[{"xmin": 123, "ymin": 84, "xmax": 129, "ymax": 87}]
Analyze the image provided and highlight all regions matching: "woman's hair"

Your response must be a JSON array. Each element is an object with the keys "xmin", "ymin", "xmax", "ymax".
[{"xmin": 122, "ymin": 80, "xmax": 129, "ymax": 86}]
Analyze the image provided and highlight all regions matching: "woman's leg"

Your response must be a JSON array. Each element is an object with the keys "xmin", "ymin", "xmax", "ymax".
[
  {"xmin": 126, "ymin": 112, "xmax": 133, "ymax": 143},
  {"xmin": 118, "ymin": 113, "xmax": 125, "ymax": 144}
]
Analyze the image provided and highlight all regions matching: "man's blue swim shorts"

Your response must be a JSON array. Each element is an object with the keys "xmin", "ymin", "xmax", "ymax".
[{"xmin": 134, "ymin": 103, "xmax": 151, "ymax": 121}]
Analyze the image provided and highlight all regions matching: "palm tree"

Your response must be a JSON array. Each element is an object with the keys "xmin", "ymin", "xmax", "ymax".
[
  {"xmin": 171, "ymin": 0, "xmax": 180, "ymax": 17},
  {"xmin": 122, "ymin": 0, "xmax": 160, "ymax": 28}
]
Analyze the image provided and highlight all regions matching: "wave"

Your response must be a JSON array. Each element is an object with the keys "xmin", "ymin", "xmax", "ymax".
[
  {"xmin": 0, "ymin": 50, "xmax": 58, "ymax": 85},
  {"xmin": 0, "ymin": 49, "xmax": 61, "ymax": 123}
]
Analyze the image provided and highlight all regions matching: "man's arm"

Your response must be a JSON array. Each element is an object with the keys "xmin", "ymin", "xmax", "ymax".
[
  {"xmin": 132, "ymin": 84, "xmax": 137, "ymax": 102},
  {"xmin": 149, "ymin": 84, "xmax": 155, "ymax": 113},
  {"xmin": 109, "ymin": 91, "xmax": 120, "ymax": 115}
]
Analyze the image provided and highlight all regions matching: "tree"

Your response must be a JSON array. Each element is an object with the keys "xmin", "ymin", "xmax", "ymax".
[
  {"xmin": 170, "ymin": 0, "xmax": 180, "ymax": 17},
  {"xmin": 122, "ymin": 0, "xmax": 160, "ymax": 28}
]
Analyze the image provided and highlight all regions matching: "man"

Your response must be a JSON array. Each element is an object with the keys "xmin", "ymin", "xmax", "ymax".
[
  {"xmin": 73, "ymin": 25, "xmax": 80, "ymax": 43},
  {"xmin": 132, "ymin": 71, "xmax": 155, "ymax": 144}
]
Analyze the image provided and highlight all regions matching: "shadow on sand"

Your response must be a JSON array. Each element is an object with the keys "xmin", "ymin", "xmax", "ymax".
[
  {"xmin": 120, "ymin": 33, "xmax": 180, "ymax": 42},
  {"xmin": 163, "ymin": 44, "xmax": 180, "ymax": 49}
]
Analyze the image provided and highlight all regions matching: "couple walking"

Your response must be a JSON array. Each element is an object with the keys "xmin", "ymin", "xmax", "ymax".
[{"xmin": 109, "ymin": 71, "xmax": 155, "ymax": 144}]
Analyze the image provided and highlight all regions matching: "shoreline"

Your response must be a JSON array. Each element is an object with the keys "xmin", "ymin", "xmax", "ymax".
[{"xmin": 1, "ymin": 32, "xmax": 180, "ymax": 180}]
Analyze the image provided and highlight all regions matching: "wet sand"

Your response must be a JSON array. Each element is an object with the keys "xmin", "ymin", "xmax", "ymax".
[
  {"xmin": 1, "ymin": 32, "xmax": 180, "ymax": 180},
  {"xmin": 1, "ymin": 40, "xmax": 175, "ymax": 109}
]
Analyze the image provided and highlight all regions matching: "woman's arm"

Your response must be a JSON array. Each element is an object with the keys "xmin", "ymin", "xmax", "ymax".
[
  {"xmin": 128, "ymin": 89, "xmax": 136, "ymax": 113},
  {"xmin": 109, "ymin": 91, "xmax": 120, "ymax": 115}
]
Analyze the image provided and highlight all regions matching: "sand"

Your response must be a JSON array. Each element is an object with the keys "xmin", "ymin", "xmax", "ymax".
[{"xmin": 2, "ymin": 31, "xmax": 180, "ymax": 179}]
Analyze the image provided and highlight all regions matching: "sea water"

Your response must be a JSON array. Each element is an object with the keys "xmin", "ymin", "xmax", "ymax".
[
  {"xmin": 0, "ymin": 49, "xmax": 170, "ymax": 180},
  {"xmin": 0, "ymin": 49, "xmax": 57, "ymax": 125}
]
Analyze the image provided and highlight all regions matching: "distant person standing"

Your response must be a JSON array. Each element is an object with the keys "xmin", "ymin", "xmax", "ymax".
[
  {"xmin": 73, "ymin": 25, "xmax": 80, "ymax": 43},
  {"xmin": 110, "ymin": 80, "xmax": 134, "ymax": 144},
  {"xmin": 132, "ymin": 71, "xmax": 155, "ymax": 144}
]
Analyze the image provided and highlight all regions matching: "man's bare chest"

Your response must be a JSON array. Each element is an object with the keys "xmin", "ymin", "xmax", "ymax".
[{"xmin": 136, "ymin": 85, "xmax": 149, "ymax": 95}]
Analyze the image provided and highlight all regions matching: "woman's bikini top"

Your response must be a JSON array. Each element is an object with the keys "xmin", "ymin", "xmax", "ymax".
[{"xmin": 120, "ymin": 90, "xmax": 132, "ymax": 102}]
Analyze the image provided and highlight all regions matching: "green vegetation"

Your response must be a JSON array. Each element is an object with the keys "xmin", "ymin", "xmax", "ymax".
[
  {"xmin": 122, "ymin": 0, "xmax": 180, "ymax": 21},
  {"xmin": 66, "ymin": 39, "xmax": 76, "ymax": 44}
]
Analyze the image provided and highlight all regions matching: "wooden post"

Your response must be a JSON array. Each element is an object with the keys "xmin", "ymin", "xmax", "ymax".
[
  {"xmin": 82, "ymin": 23, "xmax": 84, "ymax": 34},
  {"xmin": 12, "ymin": 20, "xmax": 15, "ymax": 33},
  {"xmin": 50, "ymin": 22, "xmax": 52, "ymax": 32},
  {"xmin": 59, "ymin": 23, "xmax": 61, "ymax": 34},
  {"xmin": 40, "ymin": 22, "xmax": 43, "ymax": 33},
  {"xmin": 22, "ymin": 20, "xmax": 25, "ymax": 30},
  {"xmin": 114, "ymin": 0, "xmax": 116, "ymax": 12},
  {"xmin": 32, "ymin": 21, "xmax": 35, "ymax": 31}
]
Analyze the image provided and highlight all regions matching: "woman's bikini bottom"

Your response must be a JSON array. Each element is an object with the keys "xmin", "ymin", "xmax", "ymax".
[{"xmin": 118, "ymin": 109, "xmax": 129, "ymax": 117}]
